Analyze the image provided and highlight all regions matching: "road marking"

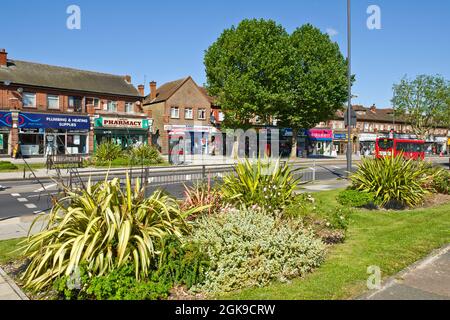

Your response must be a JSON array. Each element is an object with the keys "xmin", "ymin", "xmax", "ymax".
[
  {"xmin": 332, "ymin": 166, "xmax": 340, "ymax": 169},
  {"xmin": 25, "ymin": 203, "xmax": 37, "ymax": 209},
  {"xmin": 17, "ymin": 198, "xmax": 28, "ymax": 203},
  {"xmin": 28, "ymin": 192, "xmax": 58, "ymax": 198},
  {"xmin": 11, "ymin": 193, "xmax": 21, "ymax": 197},
  {"xmin": 34, "ymin": 183, "xmax": 57, "ymax": 193},
  {"xmin": 33, "ymin": 210, "xmax": 44, "ymax": 215}
]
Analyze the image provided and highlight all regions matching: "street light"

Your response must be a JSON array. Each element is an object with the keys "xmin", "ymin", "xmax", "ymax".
[{"xmin": 346, "ymin": 0, "xmax": 353, "ymax": 175}]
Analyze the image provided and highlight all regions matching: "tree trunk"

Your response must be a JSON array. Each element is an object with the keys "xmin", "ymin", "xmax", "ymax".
[{"xmin": 290, "ymin": 128, "xmax": 298, "ymax": 159}]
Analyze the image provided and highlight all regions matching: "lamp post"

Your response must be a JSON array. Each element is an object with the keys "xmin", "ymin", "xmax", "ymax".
[{"xmin": 346, "ymin": 0, "xmax": 352, "ymax": 175}]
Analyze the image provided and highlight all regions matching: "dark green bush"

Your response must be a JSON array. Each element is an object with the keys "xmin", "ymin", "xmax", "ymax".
[
  {"xmin": 128, "ymin": 144, "xmax": 164, "ymax": 165},
  {"xmin": 337, "ymin": 189, "xmax": 375, "ymax": 208}
]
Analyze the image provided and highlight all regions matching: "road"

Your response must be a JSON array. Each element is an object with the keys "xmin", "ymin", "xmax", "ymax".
[{"xmin": 0, "ymin": 159, "xmax": 448, "ymax": 220}]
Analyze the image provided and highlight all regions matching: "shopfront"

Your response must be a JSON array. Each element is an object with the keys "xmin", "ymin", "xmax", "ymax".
[
  {"xmin": 0, "ymin": 111, "xmax": 11, "ymax": 155},
  {"xmin": 307, "ymin": 129, "xmax": 333, "ymax": 157},
  {"xmin": 15, "ymin": 112, "xmax": 90, "ymax": 156},
  {"xmin": 94, "ymin": 117, "xmax": 150, "ymax": 151},
  {"xmin": 165, "ymin": 125, "xmax": 217, "ymax": 162},
  {"xmin": 279, "ymin": 129, "xmax": 307, "ymax": 158},
  {"xmin": 333, "ymin": 132, "xmax": 348, "ymax": 155},
  {"xmin": 434, "ymin": 137, "xmax": 448, "ymax": 155},
  {"xmin": 359, "ymin": 133, "xmax": 378, "ymax": 156}
]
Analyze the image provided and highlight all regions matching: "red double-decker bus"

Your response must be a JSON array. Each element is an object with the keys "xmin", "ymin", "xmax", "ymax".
[{"xmin": 375, "ymin": 138, "xmax": 425, "ymax": 160}]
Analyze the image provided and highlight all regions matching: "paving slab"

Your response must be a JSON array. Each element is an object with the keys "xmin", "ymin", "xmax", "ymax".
[
  {"xmin": 0, "ymin": 267, "xmax": 28, "ymax": 300},
  {"xmin": 361, "ymin": 245, "xmax": 450, "ymax": 300}
]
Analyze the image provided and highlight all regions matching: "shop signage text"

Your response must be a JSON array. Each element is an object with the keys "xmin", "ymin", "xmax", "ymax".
[
  {"xmin": 96, "ymin": 117, "xmax": 149, "ymax": 129},
  {"xmin": 11, "ymin": 113, "xmax": 90, "ymax": 130},
  {"xmin": 307, "ymin": 129, "xmax": 333, "ymax": 141}
]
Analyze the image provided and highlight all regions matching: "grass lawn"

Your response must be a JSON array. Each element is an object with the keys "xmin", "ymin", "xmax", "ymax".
[
  {"xmin": 223, "ymin": 189, "xmax": 450, "ymax": 300},
  {"xmin": 0, "ymin": 238, "xmax": 23, "ymax": 265},
  {"xmin": 0, "ymin": 162, "xmax": 47, "ymax": 172}
]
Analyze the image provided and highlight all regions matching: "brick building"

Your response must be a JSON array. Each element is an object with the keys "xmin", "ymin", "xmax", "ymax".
[
  {"xmin": 0, "ymin": 49, "xmax": 150, "ymax": 157},
  {"xmin": 143, "ymin": 76, "xmax": 220, "ymax": 157}
]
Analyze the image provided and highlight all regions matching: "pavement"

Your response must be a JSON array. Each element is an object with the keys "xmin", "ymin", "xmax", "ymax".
[
  {"xmin": 0, "ymin": 267, "xmax": 29, "ymax": 300},
  {"xmin": 361, "ymin": 245, "xmax": 450, "ymax": 300}
]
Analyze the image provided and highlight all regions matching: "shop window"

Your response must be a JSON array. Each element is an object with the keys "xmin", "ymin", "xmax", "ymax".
[
  {"xmin": 198, "ymin": 108, "xmax": 206, "ymax": 120},
  {"xmin": 23, "ymin": 92, "xmax": 36, "ymax": 108},
  {"xmin": 171, "ymin": 107, "xmax": 180, "ymax": 119},
  {"xmin": 69, "ymin": 96, "xmax": 83, "ymax": 112},
  {"xmin": 47, "ymin": 94, "xmax": 59, "ymax": 110},
  {"xmin": 185, "ymin": 108, "xmax": 193, "ymax": 119},
  {"xmin": 0, "ymin": 132, "xmax": 8, "ymax": 155},
  {"xmin": 125, "ymin": 102, "xmax": 134, "ymax": 114}
]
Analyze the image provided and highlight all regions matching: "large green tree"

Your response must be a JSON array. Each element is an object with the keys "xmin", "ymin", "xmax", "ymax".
[
  {"xmin": 204, "ymin": 19, "xmax": 292, "ymax": 128},
  {"xmin": 392, "ymin": 75, "xmax": 450, "ymax": 139},
  {"xmin": 204, "ymin": 20, "xmax": 349, "ymax": 158},
  {"xmin": 280, "ymin": 24, "xmax": 349, "ymax": 158}
]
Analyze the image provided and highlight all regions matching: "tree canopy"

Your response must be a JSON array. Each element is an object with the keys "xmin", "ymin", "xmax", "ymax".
[
  {"xmin": 204, "ymin": 19, "xmax": 350, "ymax": 157},
  {"xmin": 392, "ymin": 75, "xmax": 450, "ymax": 139}
]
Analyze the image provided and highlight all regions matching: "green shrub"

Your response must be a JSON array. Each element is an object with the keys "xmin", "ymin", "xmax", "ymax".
[
  {"xmin": 430, "ymin": 169, "xmax": 450, "ymax": 195},
  {"xmin": 337, "ymin": 189, "xmax": 375, "ymax": 208},
  {"xmin": 221, "ymin": 158, "xmax": 300, "ymax": 211},
  {"xmin": 189, "ymin": 209, "xmax": 325, "ymax": 295},
  {"xmin": 350, "ymin": 155, "xmax": 432, "ymax": 208},
  {"xmin": 54, "ymin": 237, "xmax": 209, "ymax": 300},
  {"xmin": 94, "ymin": 142, "xmax": 123, "ymax": 162},
  {"xmin": 20, "ymin": 176, "xmax": 203, "ymax": 292},
  {"xmin": 86, "ymin": 265, "xmax": 172, "ymax": 300},
  {"xmin": 0, "ymin": 161, "xmax": 18, "ymax": 171},
  {"xmin": 128, "ymin": 144, "xmax": 163, "ymax": 165}
]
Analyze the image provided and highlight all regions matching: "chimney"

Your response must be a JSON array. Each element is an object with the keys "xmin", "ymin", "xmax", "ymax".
[
  {"xmin": 124, "ymin": 75, "xmax": 132, "ymax": 83},
  {"xmin": 0, "ymin": 49, "xmax": 7, "ymax": 67},
  {"xmin": 150, "ymin": 81, "xmax": 157, "ymax": 100},
  {"xmin": 370, "ymin": 104, "xmax": 376, "ymax": 112},
  {"xmin": 137, "ymin": 84, "xmax": 145, "ymax": 97}
]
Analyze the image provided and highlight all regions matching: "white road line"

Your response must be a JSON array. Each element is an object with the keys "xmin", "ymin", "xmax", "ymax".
[
  {"xmin": 11, "ymin": 193, "xmax": 21, "ymax": 197},
  {"xmin": 25, "ymin": 203, "xmax": 37, "ymax": 209},
  {"xmin": 332, "ymin": 166, "xmax": 340, "ymax": 169},
  {"xmin": 34, "ymin": 183, "xmax": 57, "ymax": 193},
  {"xmin": 28, "ymin": 192, "xmax": 58, "ymax": 198},
  {"xmin": 33, "ymin": 210, "xmax": 44, "ymax": 215},
  {"xmin": 17, "ymin": 198, "xmax": 28, "ymax": 203}
]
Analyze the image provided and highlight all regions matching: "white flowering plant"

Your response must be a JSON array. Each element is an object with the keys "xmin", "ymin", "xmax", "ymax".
[{"xmin": 189, "ymin": 209, "xmax": 326, "ymax": 295}]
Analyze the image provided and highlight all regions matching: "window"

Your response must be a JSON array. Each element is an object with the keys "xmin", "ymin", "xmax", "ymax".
[
  {"xmin": 86, "ymin": 98, "xmax": 100, "ymax": 110},
  {"xmin": 198, "ymin": 108, "xmax": 206, "ymax": 120},
  {"xmin": 47, "ymin": 95, "xmax": 59, "ymax": 110},
  {"xmin": 184, "ymin": 108, "xmax": 193, "ymax": 119},
  {"xmin": 171, "ymin": 107, "xmax": 180, "ymax": 119},
  {"xmin": 378, "ymin": 139, "xmax": 393, "ymax": 150},
  {"xmin": 69, "ymin": 96, "xmax": 83, "ymax": 112},
  {"xmin": 22, "ymin": 92, "xmax": 36, "ymax": 108},
  {"xmin": 107, "ymin": 101, "xmax": 117, "ymax": 112},
  {"xmin": 125, "ymin": 102, "xmax": 134, "ymax": 113}
]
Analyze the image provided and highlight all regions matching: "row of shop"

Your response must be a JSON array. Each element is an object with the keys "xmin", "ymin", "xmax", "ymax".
[
  {"xmin": 166, "ymin": 127, "xmax": 450, "ymax": 159},
  {"xmin": 0, "ymin": 111, "xmax": 151, "ymax": 157}
]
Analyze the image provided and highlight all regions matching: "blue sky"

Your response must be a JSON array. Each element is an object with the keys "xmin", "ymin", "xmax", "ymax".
[{"xmin": 1, "ymin": 0, "xmax": 449, "ymax": 108}]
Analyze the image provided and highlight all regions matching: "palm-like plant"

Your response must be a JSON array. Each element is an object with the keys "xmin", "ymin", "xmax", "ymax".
[
  {"xmin": 20, "ymin": 175, "xmax": 201, "ymax": 292},
  {"xmin": 221, "ymin": 158, "xmax": 300, "ymax": 211},
  {"xmin": 350, "ymin": 155, "xmax": 432, "ymax": 208}
]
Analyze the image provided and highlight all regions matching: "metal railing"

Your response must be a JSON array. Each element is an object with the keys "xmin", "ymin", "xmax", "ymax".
[{"xmin": 67, "ymin": 162, "xmax": 317, "ymax": 191}]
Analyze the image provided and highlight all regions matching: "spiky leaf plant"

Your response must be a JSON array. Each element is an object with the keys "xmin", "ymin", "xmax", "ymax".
[{"xmin": 20, "ymin": 175, "xmax": 201, "ymax": 292}]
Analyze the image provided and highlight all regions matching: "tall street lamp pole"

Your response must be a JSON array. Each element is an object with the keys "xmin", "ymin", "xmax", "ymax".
[{"xmin": 346, "ymin": 0, "xmax": 353, "ymax": 175}]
